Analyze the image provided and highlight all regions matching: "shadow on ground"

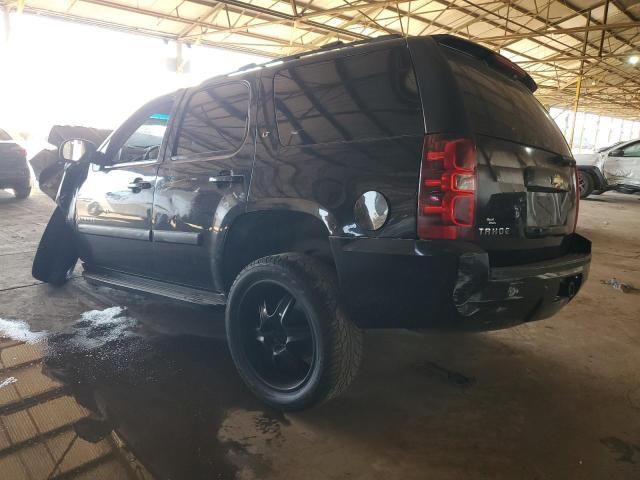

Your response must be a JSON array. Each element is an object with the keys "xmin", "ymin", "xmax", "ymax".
[{"xmin": 27, "ymin": 298, "xmax": 639, "ymax": 480}]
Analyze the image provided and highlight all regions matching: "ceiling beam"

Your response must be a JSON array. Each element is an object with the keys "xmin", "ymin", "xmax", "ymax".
[
  {"xmin": 188, "ymin": 0, "xmax": 369, "ymax": 39},
  {"xmin": 477, "ymin": 20, "xmax": 640, "ymax": 41}
]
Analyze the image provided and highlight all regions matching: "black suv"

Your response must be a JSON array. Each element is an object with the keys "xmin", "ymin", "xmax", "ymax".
[
  {"xmin": 0, "ymin": 128, "xmax": 31, "ymax": 199},
  {"xmin": 33, "ymin": 35, "xmax": 591, "ymax": 410}
]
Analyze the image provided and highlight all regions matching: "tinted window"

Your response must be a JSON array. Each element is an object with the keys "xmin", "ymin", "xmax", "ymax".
[
  {"xmin": 444, "ymin": 47, "xmax": 571, "ymax": 157},
  {"xmin": 175, "ymin": 82, "xmax": 249, "ymax": 158},
  {"xmin": 622, "ymin": 141, "xmax": 640, "ymax": 157},
  {"xmin": 274, "ymin": 46, "xmax": 422, "ymax": 146},
  {"xmin": 0, "ymin": 129, "xmax": 12, "ymax": 141}
]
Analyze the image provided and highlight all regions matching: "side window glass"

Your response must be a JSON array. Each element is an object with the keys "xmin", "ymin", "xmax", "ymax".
[
  {"xmin": 622, "ymin": 142, "xmax": 640, "ymax": 157},
  {"xmin": 116, "ymin": 111, "xmax": 171, "ymax": 164},
  {"xmin": 274, "ymin": 46, "xmax": 421, "ymax": 147},
  {"xmin": 174, "ymin": 82, "xmax": 250, "ymax": 159}
]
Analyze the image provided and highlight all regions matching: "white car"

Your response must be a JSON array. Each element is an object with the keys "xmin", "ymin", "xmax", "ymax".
[{"xmin": 575, "ymin": 138, "xmax": 640, "ymax": 198}]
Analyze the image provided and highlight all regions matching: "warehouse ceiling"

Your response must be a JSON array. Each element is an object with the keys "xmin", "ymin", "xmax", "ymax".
[{"xmin": 3, "ymin": 0, "xmax": 640, "ymax": 119}]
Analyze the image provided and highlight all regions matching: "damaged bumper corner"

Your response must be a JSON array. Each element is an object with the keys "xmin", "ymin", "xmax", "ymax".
[
  {"xmin": 452, "ymin": 234, "xmax": 591, "ymax": 330},
  {"xmin": 330, "ymin": 234, "xmax": 591, "ymax": 331}
]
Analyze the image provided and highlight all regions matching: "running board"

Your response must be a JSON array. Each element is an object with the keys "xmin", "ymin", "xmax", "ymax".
[{"xmin": 82, "ymin": 268, "xmax": 226, "ymax": 306}]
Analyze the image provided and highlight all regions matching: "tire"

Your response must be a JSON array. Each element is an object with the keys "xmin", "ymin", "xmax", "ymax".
[
  {"xmin": 32, "ymin": 207, "xmax": 78, "ymax": 285},
  {"xmin": 226, "ymin": 253, "xmax": 362, "ymax": 411},
  {"xmin": 14, "ymin": 185, "xmax": 31, "ymax": 199},
  {"xmin": 578, "ymin": 170, "xmax": 594, "ymax": 199}
]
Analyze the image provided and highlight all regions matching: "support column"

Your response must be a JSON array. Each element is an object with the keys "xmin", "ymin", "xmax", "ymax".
[
  {"xmin": 568, "ymin": 10, "xmax": 591, "ymax": 149},
  {"xmin": 176, "ymin": 40, "xmax": 183, "ymax": 75},
  {"xmin": 598, "ymin": 0, "xmax": 610, "ymax": 58},
  {"xmin": 3, "ymin": 6, "xmax": 10, "ymax": 45}
]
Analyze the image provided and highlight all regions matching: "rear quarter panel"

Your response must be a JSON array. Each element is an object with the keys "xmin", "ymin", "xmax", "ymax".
[{"xmin": 249, "ymin": 41, "xmax": 424, "ymax": 239}]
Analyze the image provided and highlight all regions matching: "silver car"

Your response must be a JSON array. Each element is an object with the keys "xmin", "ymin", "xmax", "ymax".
[{"xmin": 575, "ymin": 138, "xmax": 640, "ymax": 198}]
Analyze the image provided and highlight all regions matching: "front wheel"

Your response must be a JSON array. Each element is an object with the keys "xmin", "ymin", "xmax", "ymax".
[{"xmin": 226, "ymin": 253, "xmax": 362, "ymax": 411}]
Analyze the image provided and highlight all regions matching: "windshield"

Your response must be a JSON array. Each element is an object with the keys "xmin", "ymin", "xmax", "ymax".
[{"xmin": 0, "ymin": 128, "xmax": 12, "ymax": 141}]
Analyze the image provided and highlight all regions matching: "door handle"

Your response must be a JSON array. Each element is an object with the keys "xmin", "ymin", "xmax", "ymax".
[
  {"xmin": 208, "ymin": 172, "xmax": 244, "ymax": 184},
  {"xmin": 127, "ymin": 178, "xmax": 152, "ymax": 191}
]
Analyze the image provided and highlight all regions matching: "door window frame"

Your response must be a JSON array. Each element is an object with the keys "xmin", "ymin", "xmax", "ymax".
[
  {"xmin": 101, "ymin": 93, "xmax": 179, "ymax": 170},
  {"xmin": 169, "ymin": 80, "xmax": 252, "ymax": 164}
]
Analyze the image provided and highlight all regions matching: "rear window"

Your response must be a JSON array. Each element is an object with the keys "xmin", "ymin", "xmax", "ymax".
[
  {"xmin": 0, "ymin": 129, "xmax": 12, "ymax": 141},
  {"xmin": 443, "ymin": 47, "xmax": 571, "ymax": 157},
  {"xmin": 274, "ymin": 46, "xmax": 422, "ymax": 146}
]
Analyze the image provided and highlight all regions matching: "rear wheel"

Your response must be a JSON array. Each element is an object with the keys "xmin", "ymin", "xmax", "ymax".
[
  {"xmin": 13, "ymin": 185, "xmax": 31, "ymax": 199},
  {"xmin": 226, "ymin": 253, "xmax": 362, "ymax": 410},
  {"xmin": 578, "ymin": 171, "xmax": 594, "ymax": 199}
]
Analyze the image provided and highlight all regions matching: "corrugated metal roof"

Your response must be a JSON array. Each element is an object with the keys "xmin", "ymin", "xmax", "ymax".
[{"xmin": 4, "ymin": 0, "xmax": 640, "ymax": 119}]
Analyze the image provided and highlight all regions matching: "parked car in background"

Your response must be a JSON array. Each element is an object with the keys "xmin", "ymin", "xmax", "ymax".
[
  {"xmin": 32, "ymin": 34, "xmax": 590, "ymax": 410},
  {"xmin": 576, "ymin": 138, "xmax": 640, "ymax": 198},
  {"xmin": 0, "ymin": 128, "xmax": 31, "ymax": 199},
  {"xmin": 596, "ymin": 140, "xmax": 624, "ymax": 153}
]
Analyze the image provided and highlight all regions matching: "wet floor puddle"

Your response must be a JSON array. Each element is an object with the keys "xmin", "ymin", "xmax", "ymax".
[{"xmin": 0, "ymin": 307, "xmax": 285, "ymax": 479}]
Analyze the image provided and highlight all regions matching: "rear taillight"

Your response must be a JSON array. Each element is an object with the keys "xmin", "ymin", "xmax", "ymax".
[
  {"xmin": 573, "ymin": 167, "xmax": 580, "ymax": 232},
  {"xmin": 418, "ymin": 135, "xmax": 477, "ymax": 240},
  {"xmin": 11, "ymin": 145, "xmax": 26, "ymax": 157}
]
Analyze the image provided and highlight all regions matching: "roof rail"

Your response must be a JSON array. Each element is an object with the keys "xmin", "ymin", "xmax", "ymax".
[
  {"xmin": 235, "ymin": 34, "xmax": 404, "ymax": 72},
  {"xmin": 319, "ymin": 40, "xmax": 344, "ymax": 50},
  {"xmin": 238, "ymin": 62, "xmax": 259, "ymax": 71}
]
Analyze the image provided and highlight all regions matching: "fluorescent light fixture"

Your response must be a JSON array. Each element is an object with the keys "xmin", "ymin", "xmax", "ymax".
[{"xmin": 629, "ymin": 55, "xmax": 639, "ymax": 65}]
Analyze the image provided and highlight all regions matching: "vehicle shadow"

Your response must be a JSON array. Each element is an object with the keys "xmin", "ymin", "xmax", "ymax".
[
  {"xmin": 583, "ymin": 192, "xmax": 640, "ymax": 204},
  {"xmin": 38, "ymin": 303, "xmax": 639, "ymax": 480},
  {"xmin": 256, "ymin": 328, "xmax": 639, "ymax": 479},
  {"xmin": 0, "ymin": 189, "xmax": 20, "ymax": 204}
]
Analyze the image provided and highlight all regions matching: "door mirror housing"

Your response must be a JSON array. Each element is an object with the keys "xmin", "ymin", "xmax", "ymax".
[
  {"xmin": 608, "ymin": 148, "xmax": 624, "ymax": 157},
  {"xmin": 59, "ymin": 139, "xmax": 96, "ymax": 163},
  {"xmin": 59, "ymin": 139, "xmax": 110, "ymax": 167}
]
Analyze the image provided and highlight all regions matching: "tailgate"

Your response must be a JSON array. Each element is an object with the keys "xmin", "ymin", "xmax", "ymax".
[
  {"xmin": 475, "ymin": 135, "xmax": 578, "ymax": 265},
  {"xmin": 438, "ymin": 39, "xmax": 578, "ymax": 266}
]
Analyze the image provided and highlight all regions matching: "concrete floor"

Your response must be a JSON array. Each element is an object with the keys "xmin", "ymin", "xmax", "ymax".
[{"xmin": 0, "ymin": 188, "xmax": 639, "ymax": 479}]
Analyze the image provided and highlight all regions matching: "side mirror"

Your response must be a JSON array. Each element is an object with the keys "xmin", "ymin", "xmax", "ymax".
[
  {"xmin": 59, "ymin": 139, "xmax": 96, "ymax": 163},
  {"xmin": 609, "ymin": 148, "xmax": 624, "ymax": 157}
]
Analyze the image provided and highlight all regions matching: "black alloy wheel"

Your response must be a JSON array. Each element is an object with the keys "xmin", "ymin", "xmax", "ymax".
[
  {"xmin": 240, "ymin": 281, "xmax": 315, "ymax": 392},
  {"xmin": 226, "ymin": 253, "xmax": 362, "ymax": 410}
]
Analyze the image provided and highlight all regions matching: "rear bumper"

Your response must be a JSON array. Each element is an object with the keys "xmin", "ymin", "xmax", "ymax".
[
  {"xmin": 0, "ymin": 171, "xmax": 31, "ymax": 189},
  {"xmin": 330, "ymin": 234, "xmax": 591, "ymax": 331}
]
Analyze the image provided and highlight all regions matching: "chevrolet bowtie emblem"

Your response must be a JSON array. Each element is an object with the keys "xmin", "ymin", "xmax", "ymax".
[{"xmin": 551, "ymin": 174, "xmax": 564, "ymax": 189}]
